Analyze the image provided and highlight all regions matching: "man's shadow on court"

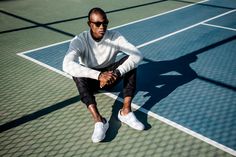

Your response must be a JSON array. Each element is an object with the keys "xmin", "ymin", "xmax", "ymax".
[{"xmin": 103, "ymin": 53, "xmax": 198, "ymax": 142}]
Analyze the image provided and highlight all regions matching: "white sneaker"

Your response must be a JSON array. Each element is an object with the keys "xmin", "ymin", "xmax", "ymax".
[
  {"xmin": 118, "ymin": 110, "xmax": 144, "ymax": 131},
  {"xmin": 91, "ymin": 119, "xmax": 109, "ymax": 143}
]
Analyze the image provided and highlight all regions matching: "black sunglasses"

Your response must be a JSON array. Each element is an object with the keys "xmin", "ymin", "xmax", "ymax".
[{"xmin": 90, "ymin": 21, "xmax": 109, "ymax": 27}]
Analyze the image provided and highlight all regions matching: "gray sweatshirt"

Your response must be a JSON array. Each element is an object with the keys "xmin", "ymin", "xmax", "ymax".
[{"xmin": 63, "ymin": 30, "xmax": 143, "ymax": 80}]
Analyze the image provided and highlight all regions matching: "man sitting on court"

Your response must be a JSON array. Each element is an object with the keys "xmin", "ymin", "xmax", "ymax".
[{"xmin": 63, "ymin": 7, "xmax": 144, "ymax": 143}]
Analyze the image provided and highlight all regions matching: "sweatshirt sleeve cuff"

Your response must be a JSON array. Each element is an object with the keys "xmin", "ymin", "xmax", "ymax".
[{"xmin": 93, "ymin": 71, "xmax": 101, "ymax": 80}]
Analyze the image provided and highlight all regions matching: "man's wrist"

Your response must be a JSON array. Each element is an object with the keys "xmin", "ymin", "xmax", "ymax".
[
  {"xmin": 113, "ymin": 69, "xmax": 121, "ymax": 77},
  {"xmin": 98, "ymin": 72, "xmax": 102, "ymax": 80}
]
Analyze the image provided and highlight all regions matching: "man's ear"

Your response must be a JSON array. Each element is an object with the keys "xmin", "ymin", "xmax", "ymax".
[{"xmin": 87, "ymin": 21, "xmax": 90, "ymax": 27}]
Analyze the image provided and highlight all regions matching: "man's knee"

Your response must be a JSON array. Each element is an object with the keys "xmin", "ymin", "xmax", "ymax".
[{"xmin": 72, "ymin": 77, "xmax": 97, "ymax": 107}]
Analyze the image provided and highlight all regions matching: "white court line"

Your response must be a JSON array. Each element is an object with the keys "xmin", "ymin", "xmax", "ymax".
[
  {"xmin": 21, "ymin": 3, "xmax": 236, "ymax": 55},
  {"xmin": 111, "ymin": 0, "xmax": 208, "ymax": 30},
  {"xmin": 17, "ymin": 1, "xmax": 236, "ymax": 156},
  {"xmin": 19, "ymin": 39, "xmax": 71, "ymax": 55},
  {"xmin": 137, "ymin": 9, "xmax": 236, "ymax": 49},
  {"xmin": 18, "ymin": 0, "xmax": 208, "ymax": 55},
  {"xmin": 17, "ymin": 53, "xmax": 72, "ymax": 79},
  {"xmin": 104, "ymin": 92, "xmax": 236, "ymax": 156},
  {"xmin": 201, "ymin": 23, "xmax": 236, "ymax": 31}
]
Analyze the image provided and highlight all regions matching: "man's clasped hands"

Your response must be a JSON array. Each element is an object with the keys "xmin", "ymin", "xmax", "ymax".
[{"xmin": 98, "ymin": 71, "xmax": 119, "ymax": 88}]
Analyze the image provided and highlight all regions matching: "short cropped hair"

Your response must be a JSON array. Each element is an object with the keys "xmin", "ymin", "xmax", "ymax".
[{"xmin": 88, "ymin": 7, "xmax": 107, "ymax": 21}]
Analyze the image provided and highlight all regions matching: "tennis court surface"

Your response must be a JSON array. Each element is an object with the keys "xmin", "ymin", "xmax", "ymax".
[{"xmin": 1, "ymin": 0, "xmax": 236, "ymax": 156}]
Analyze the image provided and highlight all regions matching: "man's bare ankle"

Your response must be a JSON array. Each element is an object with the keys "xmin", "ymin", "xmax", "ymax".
[
  {"xmin": 121, "ymin": 108, "xmax": 131, "ymax": 116},
  {"xmin": 94, "ymin": 116, "xmax": 103, "ymax": 123},
  {"xmin": 94, "ymin": 116, "xmax": 107, "ymax": 124}
]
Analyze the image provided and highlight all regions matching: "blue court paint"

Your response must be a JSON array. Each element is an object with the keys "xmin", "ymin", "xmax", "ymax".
[
  {"xmin": 26, "ymin": 42, "xmax": 69, "ymax": 71},
  {"xmin": 133, "ymin": 25, "xmax": 236, "ymax": 150},
  {"xmin": 24, "ymin": 0, "xmax": 236, "ymax": 151},
  {"xmin": 116, "ymin": 0, "xmax": 232, "ymax": 46}
]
